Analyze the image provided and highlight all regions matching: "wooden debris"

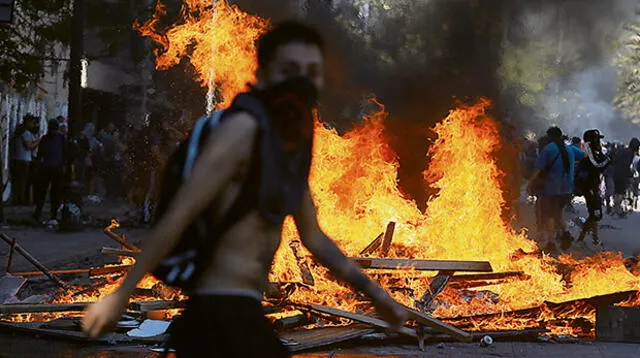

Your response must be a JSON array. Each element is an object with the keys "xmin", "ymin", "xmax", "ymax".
[
  {"xmin": 103, "ymin": 228, "xmax": 140, "ymax": 252},
  {"xmin": 448, "ymin": 271, "xmax": 527, "ymax": 283},
  {"xmin": 0, "ymin": 275, "xmax": 27, "ymax": 304},
  {"xmin": 415, "ymin": 270, "xmax": 454, "ymax": 312},
  {"xmin": 289, "ymin": 240, "xmax": 315, "ymax": 286},
  {"xmin": 128, "ymin": 300, "xmax": 185, "ymax": 312},
  {"xmin": 274, "ymin": 313, "xmax": 313, "ymax": 331},
  {"xmin": 0, "ymin": 302, "xmax": 89, "ymax": 314},
  {"xmin": 352, "ymin": 258, "xmax": 493, "ymax": 272},
  {"xmin": 101, "ymin": 247, "xmax": 139, "ymax": 258},
  {"xmin": 6, "ymin": 236, "xmax": 16, "ymax": 272},
  {"xmin": 380, "ymin": 222, "xmax": 396, "ymax": 256},
  {"xmin": 281, "ymin": 324, "xmax": 376, "ymax": 352},
  {"xmin": 0, "ymin": 233, "xmax": 70, "ymax": 289},
  {"xmin": 404, "ymin": 305, "xmax": 473, "ymax": 342},
  {"xmin": 9, "ymin": 265, "xmax": 132, "ymax": 278},
  {"xmin": 303, "ymin": 303, "xmax": 418, "ymax": 338},
  {"xmin": 359, "ymin": 233, "xmax": 384, "ymax": 256}
]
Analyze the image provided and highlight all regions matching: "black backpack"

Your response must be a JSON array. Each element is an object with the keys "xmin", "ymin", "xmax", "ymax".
[{"xmin": 151, "ymin": 84, "xmax": 315, "ymax": 290}]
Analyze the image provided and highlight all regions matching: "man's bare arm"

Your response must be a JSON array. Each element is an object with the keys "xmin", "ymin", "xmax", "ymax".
[
  {"xmin": 115, "ymin": 113, "xmax": 258, "ymax": 298},
  {"xmin": 294, "ymin": 190, "xmax": 392, "ymax": 301}
]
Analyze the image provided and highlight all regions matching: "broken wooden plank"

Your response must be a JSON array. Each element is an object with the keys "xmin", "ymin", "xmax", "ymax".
[
  {"xmin": 128, "ymin": 300, "xmax": 185, "ymax": 312},
  {"xmin": 352, "ymin": 258, "xmax": 493, "ymax": 272},
  {"xmin": 0, "ymin": 275, "xmax": 27, "ymax": 304},
  {"xmin": 9, "ymin": 265, "xmax": 132, "ymax": 278},
  {"xmin": 304, "ymin": 303, "xmax": 418, "ymax": 338},
  {"xmin": 281, "ymin": 325, "xmax": 376, "ymax": 352},
  {"xmin": 274, "ymin": 313, "xmax": 313, "ymax": 331},
  {"xmin": 103, "ymin": 229, "xmax": 140, "ymax": 252},
  {"xmin": 0, "ymin": 233, "xmax": 70, "ymax": 289},
  {"xmin": 404, "ymin": 305, "xmax": 473, "ymax": 342},
  {"xmin": 6, "ymin": 236, "xmax": 16, "ymax": 272},
  {"xmin": 448, "ymin": 271, "xmax": 527, "ymax": 283},
  {"xmin": 0, "ymin": 321, "xmax": 168, "ymax": 344},
  {"xmin": 289, "ymin": 240, "xmax": 315, "ymax": 286},
  {"xmin": 101, "ymin": 247, "xmax": 139, "ymax": 258},
  {"xmin": 380, "ymin": 222, "xmax": 396, "ymax": 256},
  {"xmin": 415, "ymin": 270, "xmax": 454, "ymax": 313},
  {"xmin": 359, "ymin": 233, "xmax": 384, "ymax": 256},
  {"xmin": 0, "ymin": 302, "xmax": 89, "ymax": 314}
]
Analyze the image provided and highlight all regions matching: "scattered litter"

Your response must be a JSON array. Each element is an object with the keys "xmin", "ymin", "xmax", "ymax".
[
  {"xmin": 126, "ymin": 320, "xmax": 171, "ymax": 338},
  {"xmin": 436, "ymin": 343, "xmax": 445, "ymax": 349},
  {"xmin": 280, "ymin": 338, "xmax": 300, "ymax": 346},
  {"xmin": 480, "ymin": 335, "xmax": 493, "ymax": 347}
]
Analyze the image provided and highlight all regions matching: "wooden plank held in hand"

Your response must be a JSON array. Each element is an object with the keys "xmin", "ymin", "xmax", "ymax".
[
  {"xmin": 0, "ymin": 233, "xmax": 70, "ymax": 289},
  {"xmin": 101, "ymin": 247, "xmax": 140, "ymax": 258},
  {"xmin": 352, "ymin": 258, "xmax": 493, "ymax": 272},
  {"xmin": 359, "ymin": 233, "xmax": 383, "ymax": 256},
  {"xmin": 103, "ymin": 229, "xmax": 140, "ymax": 252},
  {"xmin": 380, "ymin": 222, "xmax": 396, "ymax": 256},
  {"xmin": 304, "ymin": 303, "xmax": 418, "ymax": 338},
  {"xmin": 404, "ymin": 305, "xmax": 473, "ymax": 342}
]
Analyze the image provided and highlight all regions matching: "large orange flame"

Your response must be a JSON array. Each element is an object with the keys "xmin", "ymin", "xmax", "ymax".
[{"xmin": 134, "ymin": 0, "xmax": 270, "ymax": 108}]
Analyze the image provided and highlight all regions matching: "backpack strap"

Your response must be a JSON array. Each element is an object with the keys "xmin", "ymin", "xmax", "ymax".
[{"xmin": 183, "ymin": 111, "xmax": 225, "ymax": 178}]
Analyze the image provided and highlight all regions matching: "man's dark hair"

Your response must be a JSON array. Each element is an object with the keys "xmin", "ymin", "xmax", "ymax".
[
  {"xmin": 257, "ymin": 21, "xmax": 324, "ymax": 69},
  {"xmin": 571, "ymin": 136, "xmax": 581, "ymax": 146}
]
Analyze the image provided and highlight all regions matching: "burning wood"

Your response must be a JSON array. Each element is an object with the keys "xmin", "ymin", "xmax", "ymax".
[
  {"xmin": 101, "ymin": 247, "xmax": 139, "ymax": 258},
  {"xmin": 359, "ymin": 233, "xmax": 383, "ymax": 256},
  {"xmin": 415, "ymin": 270, "xmax": 455, "ymax": 313},
  {"xmin": 289, "ymin": 240, "xmax": 315, "ymax": 286},
  {"xmin": 9, "ymin": 265, "xmax": 133, "ymax": 278},
  {"xmin": 104, "ymin": 220, "xmax": 140, "ymax": 252},
  {"xmin": 380, "ymin": 222, "xmax": 396, "ymax": 256},
  {"xmin": 0, "ymin": 233, "xmax": 70, "ymax": 289},
  {"xmin": 352, "ymin": 258, "xmax": 493, "ymax": 272}
]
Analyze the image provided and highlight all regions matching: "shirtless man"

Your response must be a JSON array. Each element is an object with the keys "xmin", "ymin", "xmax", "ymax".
[{"xmin": 82, "ymin": 21, "xmax": 407, "ymax": 357}]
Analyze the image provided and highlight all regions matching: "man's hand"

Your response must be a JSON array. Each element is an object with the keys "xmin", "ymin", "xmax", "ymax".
[
  {"xmin": 81, "ymin": 291, "xmax": 129, "ymax": 338},
  {"xmin": 370, "ymin": 289, "xmax": 409, "ymax": 330},
  {"xmin": 294, "ymin": 190, "xmax": 408, "ymax": 328}
]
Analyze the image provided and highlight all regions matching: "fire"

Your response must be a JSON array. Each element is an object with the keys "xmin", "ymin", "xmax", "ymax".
[
  {"xmin": 134, "ymin": 0, "xmax": 270, "ymax": 108},
  {"xmin": 131, "ymin": 0, "xmax": 640, "ymax": 336}
]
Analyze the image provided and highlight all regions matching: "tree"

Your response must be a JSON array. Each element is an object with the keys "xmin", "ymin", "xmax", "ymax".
[
  {"xmin": 0, "ymin": 0, "xmax": 72, "ymax": 91},
  {"xmin": 615, "ymin": 22, "xmax": 640, "ymax": 123}
]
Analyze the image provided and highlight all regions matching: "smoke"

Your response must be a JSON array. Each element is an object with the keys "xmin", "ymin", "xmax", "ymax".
[{"xmin": 502, "ymin": 0, "xmax": 639, "ymax": 140}]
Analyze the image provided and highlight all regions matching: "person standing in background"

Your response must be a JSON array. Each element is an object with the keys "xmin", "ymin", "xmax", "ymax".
[
  {"xmin": 612, "ymin": 138, "xmax": 640, "ymax": 217},
  {"xmin": 10, "ymin": 114, "xmax": 40, "ymax": 206},
  {"xmin": 33, "ymin": 120, "xmax": 66, "ymax": 224},
  {"xmin": 528, "ymin": 127, "xmax": 575, "ymax": 253}
]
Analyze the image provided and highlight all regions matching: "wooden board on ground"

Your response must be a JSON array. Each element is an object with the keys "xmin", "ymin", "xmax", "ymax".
[
  {"xmin": 0, "ymin": 275, "xmax": 26, "ymax": 304},
  {"xmin": 596, "ymin": 305, "xmax": 640, "ymax": 343},
  {"xmin": 129, "ymin": 300, "xmax": 186, "ymax": 312},
  {"xmin": 352, "ymin": 258, "xmax": 493, "ymax": 272},
  {"xmin": 0, "ymin": 321, "xmax": 168, "ymax": 344},
  {"xmin": 101, "ymin": 247, "xmax": 139, "ymax": 258},
  {"xmin": 281, "ymin": 325, "xmax": 376, "ymax": 352},
  {"xmin": 304, "ymin": 304, "xmax": 418, "ymax": 338},
  {"xmin": 404, "ymin": 306, "xmax": 473, "ymax": 342},
  {"xmin": 0, "ymin": 302, "xmax": 89, "ymax": 314}
]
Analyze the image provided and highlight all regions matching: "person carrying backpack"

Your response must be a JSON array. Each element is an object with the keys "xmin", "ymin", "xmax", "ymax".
[
  {"xmin": 574, "ymin": 129, "xmax": 610, "ymax": 247},
  {"xmin": 82, "ymin": 21, "xmax": 407, "ymax": 357}
]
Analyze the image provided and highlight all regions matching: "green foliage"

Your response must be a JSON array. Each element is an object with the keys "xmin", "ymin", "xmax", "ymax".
[
  {"xmin": 615, "ymin": 22, "xmax": 640, "ymax": 123},
  {"xmin": 0, "ymin": 0, "xmax": 72, "ymax": 91}
]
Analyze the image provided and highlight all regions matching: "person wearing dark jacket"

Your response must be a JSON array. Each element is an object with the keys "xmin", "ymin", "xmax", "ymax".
[
  {"xmin": 575, "ymin": 129, "xmax": 610, "ymax": 246},
  {"xmin": 612, "ymin": 137, "xmax": 640, "ymax": 216},
  {"xmin": 33, "ymin": 120, "xmax": 66, "ymax": 223}
]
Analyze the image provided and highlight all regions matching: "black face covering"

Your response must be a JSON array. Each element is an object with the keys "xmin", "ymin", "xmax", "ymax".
[{"xmin": 257, "ymin": 77, "xmax": 318, "ymax": 149}]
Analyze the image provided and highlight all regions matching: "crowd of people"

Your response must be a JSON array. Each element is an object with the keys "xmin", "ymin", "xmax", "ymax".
[
  {"xmin": 3, "ymin": 112, "xmax": 187, "ymax": 226},
  {"xmin": 521, "ymin": 126, "xmax": 640, "ymax": 253}
]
